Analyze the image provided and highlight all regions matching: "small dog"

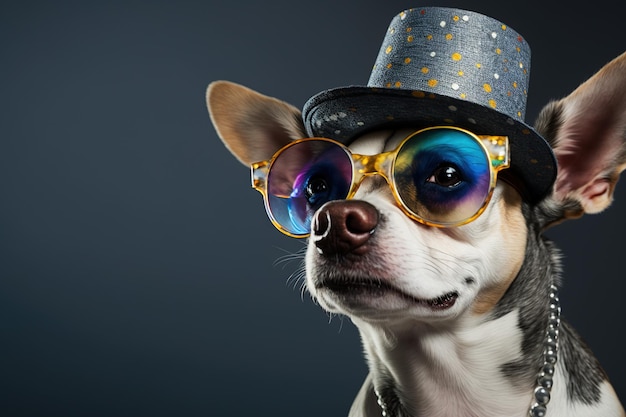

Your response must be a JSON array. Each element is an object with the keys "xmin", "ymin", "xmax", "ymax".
[{"xmin": 206, "ymin": 7, "xmax": 625, "ymax": 417}]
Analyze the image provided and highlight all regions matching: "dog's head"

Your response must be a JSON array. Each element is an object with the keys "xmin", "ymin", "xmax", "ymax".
[{"xmin": 206, "ymin": 9, "xmax": 626, "ymax": 329}]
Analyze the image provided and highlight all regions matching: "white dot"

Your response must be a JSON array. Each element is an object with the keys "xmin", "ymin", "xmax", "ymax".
[
  {"xmin": 462, "ymin": 15, "xmax": 469, "ymax": 21},
  {"xmin": 440, "ymin": 20, "xmax": 446, "ymax": 28},
  {"xmin": 430, "ymin": 51, "xmax": 436, "ymax": 57},
  {"xmin": 494, "ymin": 73, "xmax": 500, "ymax": 79},
  {"xmin": 334, "ymin": 130, "xmax": 341, "ymax": 135},
  {"xmin": 357, "ymin": 121, "xmax": 365, "ymax": 126},
  {"xmin": 467, "ymin": 118, "xmax": 477, "ymax": 124},
  {"xmin": 491, "ymin": 32, "xmax": 497, "ymax": 39},
  {"xmin": 330, "ymin": 114, "xmax": 338, "ymax": 121},
  {"xmin": 338, "ymin": 112, "xmax": 347, "ymax": 118},
  {"xmin": 448, "ymin": 105, "xmax": 458, "ymax": 111},
  {"xmin": 451, "ymin": 83, "xmax": 459, "ymax": 90}
]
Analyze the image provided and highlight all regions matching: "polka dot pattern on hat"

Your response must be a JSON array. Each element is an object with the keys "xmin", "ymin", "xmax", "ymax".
[{"xmin": 368, "ymin": 7, "xmax": 531, "ymax": 122}]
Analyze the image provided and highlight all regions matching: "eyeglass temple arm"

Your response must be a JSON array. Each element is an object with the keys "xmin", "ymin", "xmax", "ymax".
[
  {"xmin": 479, "ymin": 135, "xmax": 509, "ymax": 169},
  {"xmin": 251, "ymin": 160, "xmax": 269, "ymax": 193}
]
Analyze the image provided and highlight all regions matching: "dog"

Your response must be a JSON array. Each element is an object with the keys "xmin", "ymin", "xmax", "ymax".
[{"xmin": 206, "ymin": 7, "xmax": 625, "ymax": 417}]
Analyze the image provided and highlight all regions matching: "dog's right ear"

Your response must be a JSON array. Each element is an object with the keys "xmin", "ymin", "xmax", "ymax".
[
  {"xmin": 206, "ymin": 81, "xmax": 307, "ymax": 165},
  {"xmin": 534, "ymin": 51, "xmax": 626, "ymax": 225}
]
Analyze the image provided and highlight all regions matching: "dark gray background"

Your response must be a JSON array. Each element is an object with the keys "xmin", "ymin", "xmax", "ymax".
[{"xmin": 1, "ymin": 1, "xmax": 624, "ymax": 416}]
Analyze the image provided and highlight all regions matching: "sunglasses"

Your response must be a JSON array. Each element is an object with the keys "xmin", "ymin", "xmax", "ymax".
[{"xmin": 251, "ymin": 126, "xmax": 510, "ymax": 238}]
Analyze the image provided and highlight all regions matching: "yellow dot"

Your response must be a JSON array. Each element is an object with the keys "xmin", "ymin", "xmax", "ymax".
[
  {"xmin": 513, "ymin": 81, "xmax": 518, "ymax": 88},
  {"xmin": 426, "ymin": 34, "xmax": 433, "ymax": 40},
  {"xmin": 460, "ymin": 93, "xmax": 467, "ymax": 99},
  {"xmin": 517, "ymin": 111, "xmax": 522, "ymax": 117},
  {"xmin": 501, "ymin": 24, "xmax": 507, "ymax": 30},
  {"xmin": 444, "ymin": 118, "xmax": 454, "ymax": 123},
  {"xmin": 386, "ymin": 63, "xmax": 393, "ymax": 69},
  {"xmin": 483, "ymin": 83, "xmax": 492, "ymax": 93},
  {"xmin": 451, "ymin": 52, "xmax": 462, "ymax": 61},
  {"xmin": 404, "ymin": 57, "xmax": 411, "ymax": 64},
  {"xmin": 412, "ymin": 91, "xmax": 426, "ymax": 98},
  {"xmin": 407, "ymin": 35, "xmax": 414, "ymax": 42},
  {"xmin": 406, "ymin": 27, "xmax": 412, "ymax": 32},
  {"xmin": 489, "ymin": 99, "xmax": 497, "ymax": 108},
  {"xmin": 400, "ymin": 11, "xmax": 406, "ymax": 19},
  {"xmin": 453, "ymin": 15, "xmax": 460, "ymax": 22},
  {"xmin": 421, "ymin": 67, "xmax": 429, "ymax": 74},
  {"xmin": 428, "ymin": 79, "xmax": 438, "ymax": 87},
  {"xmin": 458, "ymin": 70, "xmax": 464, "ymax": 76},
  {"xmin": 516, "ymin": 47, "xmax": 521, "ymax": 53},
  {"xmin": 446, "ymin": 33, "xmax": 453, "ymax": 40},
  {"xmin": 476, "ymin": 63, "xmax": 482, "ymax": 68},
  {"xmin": 385, "ymin": 45, "xmax": 393, "ymax": 54},
  {"xmin": 495, "ymin": 48, "xmax": 502, "ymax": 55},
  {"xmin": 386, "ymin": 82, "xmax": 392, "ymax": 87},
  {"xmin": 395, "ymin": 81, "xmax": 402, "ymax": 87}
]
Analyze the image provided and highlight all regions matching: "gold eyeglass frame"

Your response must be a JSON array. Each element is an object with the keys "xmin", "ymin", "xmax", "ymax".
[{"xmin": 250, "ymin": 126, "xmax": 510, "ymax": 238}]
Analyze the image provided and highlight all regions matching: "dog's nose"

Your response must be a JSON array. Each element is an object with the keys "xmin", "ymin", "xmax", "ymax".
[{"xmin": 311, "ymin": 200, "xmax": 378, "ymax": 255}]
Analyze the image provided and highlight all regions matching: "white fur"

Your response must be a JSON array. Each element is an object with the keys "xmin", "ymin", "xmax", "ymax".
[{"xmin": 350, "ymin": 311, "xmax": 532, "ymax": 417}]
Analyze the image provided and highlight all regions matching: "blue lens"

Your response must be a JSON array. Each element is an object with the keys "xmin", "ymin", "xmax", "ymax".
[
  {"xmin": 393, "ymin": 129, "xmax": 491, "ymax": 225},
  {"xmin": 267, "ymin": 140, "xmax": 353, "ymax": 235}
]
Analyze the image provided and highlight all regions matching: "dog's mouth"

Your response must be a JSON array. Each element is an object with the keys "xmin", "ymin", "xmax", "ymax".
[{"xmin": 318, "ymin": 278, "xmax": 458, "ymax": 311}]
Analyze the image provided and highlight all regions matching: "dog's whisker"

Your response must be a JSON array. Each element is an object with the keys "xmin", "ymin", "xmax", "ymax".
[{"xmin": 273, "ymin": 246, "xmax": 307, "ymax": 269}]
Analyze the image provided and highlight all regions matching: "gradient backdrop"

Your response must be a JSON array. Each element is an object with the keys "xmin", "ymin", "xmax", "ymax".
[{"xmin": 1, "ymin": 1, "xmax": 624, "ymax": 416}]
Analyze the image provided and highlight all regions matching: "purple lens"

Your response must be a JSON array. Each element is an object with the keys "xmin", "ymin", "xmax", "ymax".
[{"xmin": 266, "ymin": 140, "xmax": 353, "ymax": 235}]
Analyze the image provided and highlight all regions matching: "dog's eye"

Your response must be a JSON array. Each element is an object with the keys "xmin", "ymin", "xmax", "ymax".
[
  {"xmin": 304, "ymin": 175, "xmax": 333, "ymax": 207},
  {"xmin": 428, "ymin": 165, "xmax": 462, "ymax": 187},
  {"xmin": 305, "ymin": 176, "xmax": 328, "ymax": 199}
]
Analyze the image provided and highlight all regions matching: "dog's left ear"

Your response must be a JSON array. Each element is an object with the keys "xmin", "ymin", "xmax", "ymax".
[{"xmin": 535, "ymin": 51, "xmax": 626, "ymax": 220}]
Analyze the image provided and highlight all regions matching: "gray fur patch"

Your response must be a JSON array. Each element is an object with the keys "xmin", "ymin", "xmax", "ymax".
[{"xmin": 493, "ymin": 202, "xmax": 606, "ymax": 403}]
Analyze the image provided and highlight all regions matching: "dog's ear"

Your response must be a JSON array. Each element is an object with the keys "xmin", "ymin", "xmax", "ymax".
[
  {"xmin": 206, "ymin": 81, "xmax": 306, "ymax": 165},
  {"xmin": 535, "ymin": 51, "xmax": 626, "ymax": 220}
]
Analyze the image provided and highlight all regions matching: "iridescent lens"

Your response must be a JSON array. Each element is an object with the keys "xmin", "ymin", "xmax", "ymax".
[
  {"xmin": 393, "ymin": 129, "xmax": 491, "ymax": 225},
  {"xmin": 266, "ymin": 140, "xmax": 353, "ymax": 235}
]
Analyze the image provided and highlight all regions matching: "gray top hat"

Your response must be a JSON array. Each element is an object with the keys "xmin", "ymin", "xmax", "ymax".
[{"xmin": 302, "ymin": 7, "xmax": 556, "ymax": 203}]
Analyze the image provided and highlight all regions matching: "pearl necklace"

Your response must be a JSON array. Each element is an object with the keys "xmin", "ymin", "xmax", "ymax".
[{"xmin": 374, "ymin": 285, "xmax": 561, "ymax": 417}]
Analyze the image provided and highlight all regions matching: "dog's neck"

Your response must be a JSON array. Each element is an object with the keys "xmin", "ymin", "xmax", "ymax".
[{"xmin": 353, "ymin": 253, "xmax": 561, "ymax": 417}]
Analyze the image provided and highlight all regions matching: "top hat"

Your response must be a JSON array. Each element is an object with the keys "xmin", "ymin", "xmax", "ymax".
[{"xmin": 302, "ymin": 7, "xmax": 556, "ymax": 203}]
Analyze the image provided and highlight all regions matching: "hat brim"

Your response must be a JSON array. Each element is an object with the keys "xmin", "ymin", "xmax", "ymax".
[{"xmin": 302, "ymin": 86, "xmax": 557, "ymax": 203}]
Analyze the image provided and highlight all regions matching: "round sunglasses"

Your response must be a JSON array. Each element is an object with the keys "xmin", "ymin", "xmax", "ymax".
[{"xmin": 250, "ymin": 126, "xmax": 510, "ymax": 238}]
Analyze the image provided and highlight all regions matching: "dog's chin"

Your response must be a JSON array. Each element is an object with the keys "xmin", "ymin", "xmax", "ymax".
[{"xmin": 313, "ymin": 277, "xmax": 461, "ymax": 320}]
